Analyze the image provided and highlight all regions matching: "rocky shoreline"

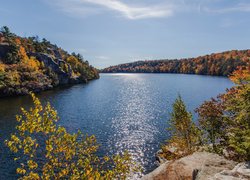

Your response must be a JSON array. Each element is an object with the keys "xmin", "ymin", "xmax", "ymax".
[{"xmin": 142, "ymin": 152, "xmax": 250, "ymax": 180}]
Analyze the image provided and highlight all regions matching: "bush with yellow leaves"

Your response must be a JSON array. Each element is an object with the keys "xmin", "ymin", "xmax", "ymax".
[{"xmin": 6, "ymin": 93, "xmax": 137, "ymax": 179}]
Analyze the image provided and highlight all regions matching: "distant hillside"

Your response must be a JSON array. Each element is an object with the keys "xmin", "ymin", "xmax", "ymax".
[
  {"xmin": 102, "ymin": 50, "xmax": 250, "ymax": 76},
  {"xmin": 0, "ymin": 26, "xmax": 99, "ymax": 97}
]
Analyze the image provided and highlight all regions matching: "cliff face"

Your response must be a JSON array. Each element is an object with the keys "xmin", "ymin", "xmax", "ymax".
[
  {"xmin": 28, "ymin": 52, "xmax": 74, "ymax": 85},
  {"xmin": 0, "ymin": 27, "xmax": 99, "ymax": 97}
]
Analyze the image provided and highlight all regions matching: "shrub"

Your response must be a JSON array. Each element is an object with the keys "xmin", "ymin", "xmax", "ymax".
[{"xmin": 6, "ymin": 94, "xmax": 137, "ymax": 179}]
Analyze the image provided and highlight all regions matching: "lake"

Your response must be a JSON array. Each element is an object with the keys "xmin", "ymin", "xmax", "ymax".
[{"xmin": 0, "ymin": 73, "xmax": 234, "ymax": 179}]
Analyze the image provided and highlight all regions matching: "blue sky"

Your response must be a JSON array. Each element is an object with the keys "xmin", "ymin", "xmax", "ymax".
[{"xmin": 1, "ymin": 0, "xmax": 250, "ymax": 68}]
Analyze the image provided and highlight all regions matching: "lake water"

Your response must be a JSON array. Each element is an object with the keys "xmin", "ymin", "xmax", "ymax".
[{"xmin": 0, "ymin": 73, "xmax": 234, "ymax": 179}]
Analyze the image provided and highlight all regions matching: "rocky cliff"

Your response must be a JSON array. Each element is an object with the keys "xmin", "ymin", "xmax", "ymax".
[
  {"xmin": 0, "ymin": 27, "xmax": 99, "ymax": 97},
  {"xmin": 28, "ymin": 52, "xmax": 77, "ymax": 85}
]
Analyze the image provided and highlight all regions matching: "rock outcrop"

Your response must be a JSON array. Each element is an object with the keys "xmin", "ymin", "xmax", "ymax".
[
  {"xmin": 141, "ymin": 152, "xmax": 249, "ymax": 180},
  {"xmin": 213, "ymin": 162, "xmax": 250, "ymax": 180},
  {"xmin": 28, "ymin": 52, "xmax": 81, "ymax": 85},
  {"xmin": 0, "ymin": 44, "xmax": 10, "ymax": 59}
]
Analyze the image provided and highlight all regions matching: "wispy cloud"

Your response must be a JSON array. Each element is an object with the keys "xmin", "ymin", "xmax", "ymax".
[
  {"xmin": 49, "ymin": 0, "xmax": 173, "ymax": 20},
  {"xmin": 204, "ymin": 3, "xmax": 250, "ymax": 13},
  {"xmin": 82, "ymin": 0, "xmax": 173, "ymax": 19},
  {"xmin": 95, "ymin": 55, "xmax": 109, "ymax": 60}
]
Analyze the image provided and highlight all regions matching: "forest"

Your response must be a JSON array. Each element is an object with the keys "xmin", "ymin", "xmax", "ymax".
[
  {"xmin": 0, "ymin": 26, "xmax": 99, "ymax": 97},
  {"xmin": 102, "ymin": 50, "xmax": 249, "ymax": 76}
]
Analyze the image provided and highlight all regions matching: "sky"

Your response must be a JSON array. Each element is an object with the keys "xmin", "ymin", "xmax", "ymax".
[{"xmin": 1, "ymin": 0, "xmax": 250, "ymax": 68}]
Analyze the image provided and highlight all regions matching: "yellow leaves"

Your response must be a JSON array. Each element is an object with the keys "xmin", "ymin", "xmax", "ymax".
[
  {"xmin": 31, "ymin": 93, "xmax": 43, "ymax": 111},
  {"xmin": 104, "ymin": 156, "xmax": 110, "ymax": 162},
  {"xmin": 25, "ymin": 172, "xmax": 40, "ymax": 180},
  {"xmin": 11, "ymin": 134, "xmax": 20, "ymax": 143},
  {"xmin": 14, "ymin": 157, "xmax": 20, "ymax": 161},
  {"xmin": 58, "ymin": 168, "xmax": 69, "ymax": 178},
  {"xmin": 22, "ymin": 137, "xmax": 36, "ymax": 155},
  {"xmin": 0, "ymin": 63, "xmax": 5, "ymax": 72},
  {"xmin": 5, "ymin": 134, "xmax": 21, "ymax": 153},
  {"xmin": 27, "ymin": 160, "xmax": 38, "ymax": 170},
  {"xmin": 46, "ymin": 143, "xmax": 53, "ymax": 152},
  {"xmin": 5, "ymin": 70, "xmax": 20, "ymax": 86},
  {"xmin": 15, "ymin": 42, "xmax": 40, "ymax": 73},
  {"xmin": 72, "ymin": 71, "xmax": 81, "ymax": 77},
  {"xmin": 16, "ymin": 168, "xmax": 26, "ymax": 175},
  {"xmin": 6, "ymin": 93, "xmax": 135, "ymax": 179},
  {"xmin": 28, "ymin": 57, "xmax": 40, "ymax": 71},
  {"xmin": 19, "ymin": 46, "xmax": 28, "ymax": 60},
  {"xmin": 20, "ymin": 56, "xmax": 40, "ymax": 71},
  {"xmin": 6, "ymin": 140, "xmax": 18, "ymax": 153},
  {"xmin": 66, "ymin": 56, "xmax": 78, "ymax": 66}
]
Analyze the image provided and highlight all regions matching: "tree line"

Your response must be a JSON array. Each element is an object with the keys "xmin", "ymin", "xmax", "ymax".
[{"xmin": 102, "ymin": 50, "xmax": 249, "ymax": 76}]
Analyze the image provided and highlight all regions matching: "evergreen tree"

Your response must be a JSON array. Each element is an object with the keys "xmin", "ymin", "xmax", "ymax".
[{"xmin": 167, "ymin": 95, "xmax": 200, "ymax": 155}]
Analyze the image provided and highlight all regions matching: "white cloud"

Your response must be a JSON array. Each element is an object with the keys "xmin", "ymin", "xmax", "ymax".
[{"xmin": 49, "ymin": 0, "xmax": 173, "ymax": 20}]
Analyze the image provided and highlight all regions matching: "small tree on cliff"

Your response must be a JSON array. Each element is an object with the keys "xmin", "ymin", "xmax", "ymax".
[
  {"xmin": 1, "ymin": 26, "xmax": 13, "ymax": 39},
  {"xmin": 166, "ymin": 95, "xmax": 201, "ymax": 156},
  {"xmin": 196, "ymin": 98, "xmax": 225, "ymax": 152},
  {"xmin": 6, "ymin": 93, "xmax": 137, "ymax": 179}
]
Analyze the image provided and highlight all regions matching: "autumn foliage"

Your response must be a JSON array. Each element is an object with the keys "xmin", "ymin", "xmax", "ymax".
[
  {"xmin": 164, "ymin": 65, "xmax": 250, "ymax": 161},
  {"xmin": 0, "ymin": 26, "xmax": 99, "ymax": 97},
  {"xmin": 102, "ymin": 50, "xmax": 249, "ymax": 76}
]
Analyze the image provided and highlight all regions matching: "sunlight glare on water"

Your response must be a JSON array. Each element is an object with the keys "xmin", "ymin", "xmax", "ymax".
[{"xmin": 107, "ymin": 74, "xmax": 158, "ymax": 177}]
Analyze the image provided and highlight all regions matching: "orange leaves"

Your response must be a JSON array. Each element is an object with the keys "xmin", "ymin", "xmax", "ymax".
[
  {"xmin": 19, "ymin": 46, "xmax": 28, "ymax": 60},
  {"xmin": 27, "ymin": 57, "xmax": 40, "ymax": 71},
  {"xmin": 0, "ymin": 63, "xmax": 5, "ymax": 72},
  {"xmin": 20, "ymin": 56, "xmax": 40, "ymax": 71},
  {"xmin": 229, "ymin": 66, "xmax": 250, "ymax": 84},
  {"xmin": 14, "ymin": 37, "xmax": 21, "ymax": 45}
]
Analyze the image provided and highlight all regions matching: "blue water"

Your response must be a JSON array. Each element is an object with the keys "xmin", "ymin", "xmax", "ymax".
[{"xmin": 0, "ymin": 73, "xmax": 234, "ymax": 179}]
